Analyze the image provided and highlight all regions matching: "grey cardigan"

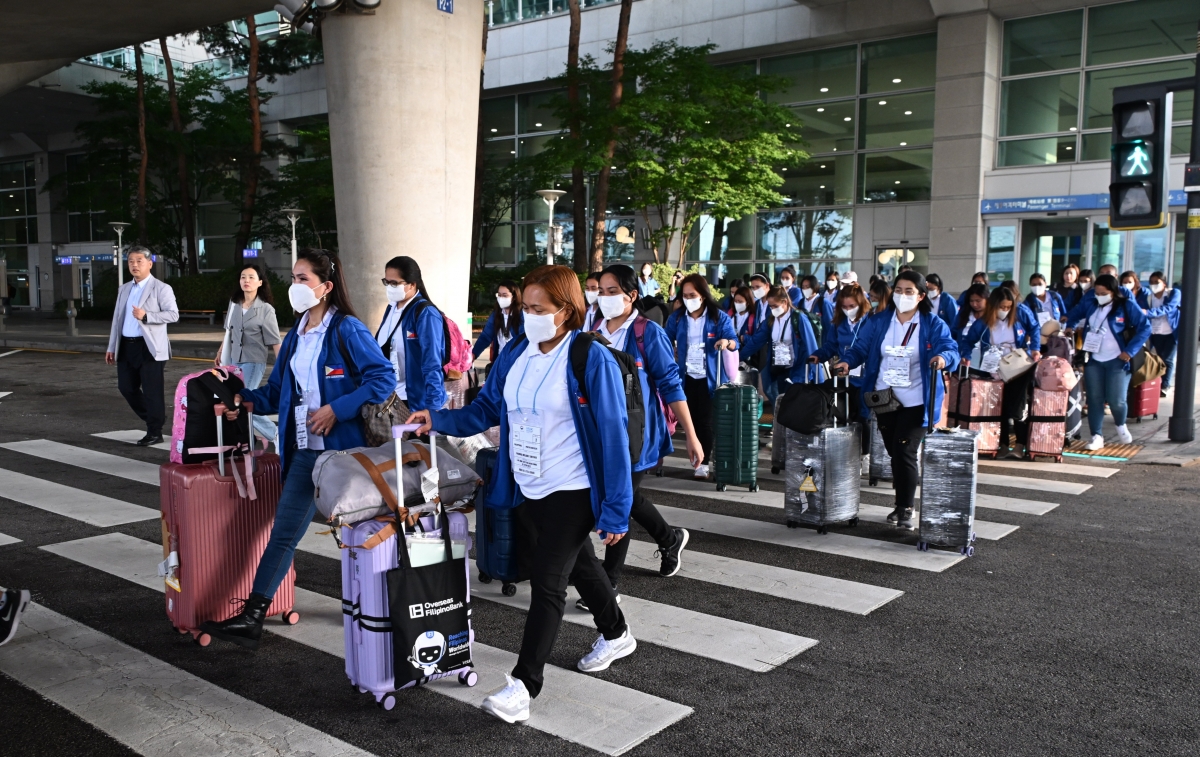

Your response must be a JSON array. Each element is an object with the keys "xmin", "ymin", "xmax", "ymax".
[{"xmin": 224, "ymin": 298, "xmax": 282, "ymax": 364}]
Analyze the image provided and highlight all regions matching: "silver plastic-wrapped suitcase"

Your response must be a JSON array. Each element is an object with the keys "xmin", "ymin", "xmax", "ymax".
[
  {"xmin": 784, "ymin": 376, "xmax": 861, "ymax": 534},
  {"xmin": 917, "ymin": 424, "xmax": 979, "ymax": 556},
  {"xmin": 867, "ymin": 411, "xmax": 892, "ymax": 485}
]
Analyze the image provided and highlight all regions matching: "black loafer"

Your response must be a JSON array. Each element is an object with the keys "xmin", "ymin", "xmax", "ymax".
[{"xmin": 136, "ymin": 433, "xmax": 164, "ymax": 447}]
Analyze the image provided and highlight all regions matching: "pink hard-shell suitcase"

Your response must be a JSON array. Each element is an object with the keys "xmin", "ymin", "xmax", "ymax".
[{"xmin": 1027, "ymin": 387, "xmax": 1070, "ymax": 461}]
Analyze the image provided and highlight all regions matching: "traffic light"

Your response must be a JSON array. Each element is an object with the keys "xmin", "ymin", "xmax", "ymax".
[{"xmin": 1109, "ymin": 92, "xmax": 1172, "ymax": 230}]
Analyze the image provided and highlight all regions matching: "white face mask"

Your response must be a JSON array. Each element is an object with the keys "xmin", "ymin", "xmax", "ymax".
[
  {"xmin": 751, "ymin": 287, "xmax": 768, "ymax": 301},
  {"xmin": 386, "ymin": 284, "xmax": 409, "ymax": 304},
  {"xmin": 927, "ymin": 289, "xmax": 939, "ymax": 299},
  {"xmin": 843, "ymin": 306, "xmax": 860, "ymax": 320},
  {"xmin": 892, "ymin": 292, "xmax": 919, "ymax": 313},
  {"xmin": 770, "ymin": 304, "xmax": 787, "ymax": 318},
  {"xmin": 1122, "ymin": 282, "xmax": 1136, "ymax": 292},
  {"xmin": 734, "ymin": 301, "xmax": 748, "ymax": 314},
  {"xmin": 781, "ymin": 279, "xmax": 794, "ymax": 289},
  {"xmin": 1151, "ymin": 282, "xmax": 1165, "ymax": 294},
  {"xmin": 1095, "ymin": 293, "xmax": 1113, "ymax": 306},
  {"xmin": 683, "ymin": 297, "xmax": 703, "ymax": 314},
  {"xmin": 584, "ymin": 290, "xmax": 599, "ymax": 305},
  {"xmin": 801, "ymin": 287, "xmax": 813, "ymax": 299},
  {"xmin": 598, "ymin": 293, "xmax": 628, "ymax": 320},
  {"xmin": 524, "ymin": 308, "xmax": 563, "ymax": 345},
  {"xmin": 997, "ymin": 308, "xmax": 1011, "ymax": 321},
  {"xmin": 1080, "ymin": 281, "xmax": 1092, "ymax": 291},
  {"xmin": 1030, "ymin": 285, "xmax": 1046, "ymax": 296},
  {"xmin": 826, "ymin": 280, "xmax": 838, "ymax": 290},
  {"xmin": 496, "ymin": 294, "xmax": 512, "ymax": 309},
  {"xmin": 288, "ymin": 282, "xmax": 322, "ymax": 313}
]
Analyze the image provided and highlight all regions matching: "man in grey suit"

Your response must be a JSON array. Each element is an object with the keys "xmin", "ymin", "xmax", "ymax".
[{"xmin": 105, "ymin": 246, "xmax": 179, "ymax": 445}]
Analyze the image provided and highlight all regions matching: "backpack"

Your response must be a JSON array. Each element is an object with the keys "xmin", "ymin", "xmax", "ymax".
[
  {"xmin": 800, "ymin": 307, "xmax": 822, "ymax": 346},
  {"xmin": 1042, "ymin": 333, "xmax": 1073, "ymax": 361},
  {"xmin": 591, "ymin": 314, "xmax": 677, "ymax": 436},
  {"xmin": 169, "ymin": 367, "xmax": 249, "ymax": 464},
  {"xmin": 571, "ymin": 332, "xmax": 645, "ymax": 466},
  {"xmin": 775, "ymin": 377, "xmax": 846, "ymax": 436},
  {"xmin": 1035, "ymin": 356, "xmax": 1077, "ymax": 392},
  {"xmin": 409, "ymin": 300, "xmax": 474, "ymax": 378}
]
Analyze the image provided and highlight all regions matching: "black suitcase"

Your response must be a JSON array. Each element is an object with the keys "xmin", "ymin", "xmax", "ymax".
[{"xmin": 472, "ymin": 448, "xmax": 537, "ymax": 596}]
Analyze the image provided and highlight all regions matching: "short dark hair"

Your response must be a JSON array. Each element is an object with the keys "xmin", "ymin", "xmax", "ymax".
[
  {"xmin": 887, "ymin": 270, "xmax": 933, "ymax": 315},
  {"xmin": 126, "ymin": 245, "xmax": 153, "ymax": 262},
  {"xmin": 800, "ymin": 274, "xmax": 820, "ymax": 291},
  {"xmin": 925, "ymin": 273, "xmax": 943, "ymax": 291},
  {"xmin": 1029, "ymin": 272, "xmax": 1047, "ymax": 285},
  {"xmin": 585, "ymin": 271, "xmax": 603, "ymax": 284}
]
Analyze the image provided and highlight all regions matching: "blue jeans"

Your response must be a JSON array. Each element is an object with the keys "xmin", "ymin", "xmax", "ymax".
[
  {"xmin": 252, "ymin": 449, "xmax": 319, "ymax": 598},
  {"xmin": 1149, "ymin": 333, "xmax": 1177, "ymax": 389},
  {"xmin": 236, "ymin": 362, "xmax": 279, "ymax": 442},
  {"xmin": 1084, "ymin": 358, "xmax": 1131, "ymax": 436}
]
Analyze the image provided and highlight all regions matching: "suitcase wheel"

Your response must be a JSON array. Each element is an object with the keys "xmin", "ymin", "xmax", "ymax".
[
  {"xmin": 970, "ymin": 532, "xmax": 977, "ymax": 544},
  {"xmin": 960, "ymin": 545, "xmax": 975, "ymax": 558},
  {"xmin": 848, "ymin": 517, "xmax": 859, "ymax": 528},
  {"xmin": 771, "ymin": 466, "xmax": 780, "ymax": 475},
  {"xmin": 817, "ymin": 525, "xmax": 828, "ymax": 535},
  {"xmin": 195, "ymin": 632, "xmax": 212, "ymax": 647},
  {"xmin": 716, "ymin": 484, "xmax": 727, "ymax": 492},
  {"xmin": 459, "ymin": 669, "xmax": 478, "ymax": 687},
  {"xmin": 917, "ymin": 541, "xmax": 928, "ymax": 552},
  {"xmin": 379, "ymin": 692, "xmax": 397, "ymax": 711},
  {"xmin": 478, "ymin": 572, "xmax": 493, "ymax": 584},
  {"xmin": 869, "ymin": 478, "xmax": 878, "ymax": 487},
  {"xmin": 281, "ymin": 611, "xmax": 300, "ymax": 626},
  {"xmin": 786, "ymin": 520, "xmax": 799, "ymax": 529},
  {"xmin": 501, "ymin": 583, "xmax": 517, "ymax": 597},
  {"xmin": 174, "ymin": 626, "xmax": 188, "ymax": 635},
  {"xmin": 749, "ymin": 483, "xmax": 760, "ymax": 492}
]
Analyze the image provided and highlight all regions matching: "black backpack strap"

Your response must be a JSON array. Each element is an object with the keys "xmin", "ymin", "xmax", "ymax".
[
  {"xmin": 410, "ymin": 299, "xmax": 452, "ymax": 367},
  {"xmin": 570, "ymin": 332, "xmax": 609, "ymax": 403},
  {"xmin": 196, "ymin": 369, "xmax": 238, "ymax": 409}
]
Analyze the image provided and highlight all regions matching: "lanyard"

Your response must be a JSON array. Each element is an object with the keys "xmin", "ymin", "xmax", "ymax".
[
  {"xmin": 892, "ymin": 320, "xmax": 917, "ymax": 348},
  {"xmin": 848, "ymin": 317, "xmax": 863, "ymax": 350},
  {"xmin": 515, "ymin": 341, "xmax": 567, "ymax": 416},
  {"xmin": 1088, "ymin": 306, "xmax": 1111, "ymax": 335},
  {"xmin": 294, "ymin": 332, "xmax": 323, "ymax": 398}
]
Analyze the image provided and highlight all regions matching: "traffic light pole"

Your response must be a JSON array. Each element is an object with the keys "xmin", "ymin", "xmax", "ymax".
[{"xmin": 1167, "ymin": 25, "xmax": 1200, "ymax": 443}]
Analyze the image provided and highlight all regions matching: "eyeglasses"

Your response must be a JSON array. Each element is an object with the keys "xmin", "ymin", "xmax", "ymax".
[{"xmin": 381, "ymin": 278, "xmax": 406, "ymax": 287}]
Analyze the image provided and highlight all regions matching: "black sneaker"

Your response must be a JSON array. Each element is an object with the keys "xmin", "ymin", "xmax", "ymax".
[
  {"xmin": 575, "ymin": 594, "xmax": 621, "ymax": 613},
  {"xmin": 897, "ymin": 508, "xmax": 916, "ymax": 531},
  {"xmin": 887, "ymin": 507, "xmax": 904, "ymax": 523},
  {"xmin": 0, "ymin": 588, "xmax": 31, "ymax": 646},
  {"xmin": 655, "ymin": 528, "xmax": 690, "ymax": 578}
]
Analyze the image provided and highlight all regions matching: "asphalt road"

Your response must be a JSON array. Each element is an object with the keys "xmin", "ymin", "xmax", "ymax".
[{"xmin": 0, "ymin": 349, "xmax": 1197, "ymax": 756}]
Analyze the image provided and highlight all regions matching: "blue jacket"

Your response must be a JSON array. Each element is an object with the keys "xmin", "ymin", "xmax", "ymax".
[
  {"xmin": 665, "ymin": 307, "xmax": 739, "ymax": 394},
  {"xmin": 1024, "ymin": 291, "xmax": 1067, "ymax": 322},
  {"xmin": 1137, "ymin": 288, "xmax": 1181, "ymax": 332},
  {"xmin": 243, "ymin": 311, "xmax": 395, "ymax": 477},
  {"xmin": 785, "ymin": 285, "xmax": 803, "ymax": 308},
  {"xmin": 618, "ymin": 317, "xmax": 688, "ymax": 472},
  {"xmin": 840, "ymin": 310, "xmax": 960, "ymax": 428},
  {"xmin": 931, "ymin": 294, "xmax": 958, "ymax": 330},
  {"xmin": 960, "ymin": 304, "xmax": 1041, "ymax": 357},
  {"xmin": 816, "ymin": 311, "xmax": 874, "ymax": 399},
  {"xmin": 1067, "ymin": 296, "xmax": 1152, "ymax": 371},
  {"xmin": 1054, "ymin": 284, "xmax": 1084, "ymax": 313},
  {"xmin": 799, "ymin": 293, "xmax": 834, "ymax": 335},
  {"xmin": 727, "ymin": 308, "xmax": 758, "ymax": 342},
  {"xmin": 376, "ymin": 295, "xmax": 448, "ymax": 413},
  {"xmin": 1065, "ymin": 285, "xmax": 1135, "ymax": 325},
  {"xmin": 429, "ymin": 332, "xmax": 633, "ymax": 535},
  {"xmin": 471, "ymin": 307, "xmax": 524, "ymax": 361},
  {"xmin": 739, "ymin": 308, "xmax": 819, "ymax": 386}
]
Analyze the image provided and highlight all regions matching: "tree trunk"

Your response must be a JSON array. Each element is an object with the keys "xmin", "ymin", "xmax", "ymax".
[
  {"xmin": 567, "ymin": 0, "xmax": 588, "ymax": 273},
  {"xmin": 160, "ymin": 38, "xmax": 198, "ymax": 276},
  {"xmin": 133, "ymin": 46, "xmax": 149, "ymax": 245},
  {"xmin": 235, "ymin": 15, "xmax": 263, "ymax": 268},
  {"xmin": 588, "ymin": 0, "xmax": 633, "ymax": 272},
  {"xmin": 469, "ymin": 13, "xmax": 490, "ymax": 277}
]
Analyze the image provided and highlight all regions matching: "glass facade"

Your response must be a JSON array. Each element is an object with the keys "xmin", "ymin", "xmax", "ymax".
[
  {"xmin": 487, "ymin": 0, "xmax": 620, "ymax": 27},
  {"xmin": 1, "ymin": 159, "xmax": 37, "ymax": 307},
  {"xmin": 997, "ymin": 0, "xmax": 1198, "ymax": 167}
]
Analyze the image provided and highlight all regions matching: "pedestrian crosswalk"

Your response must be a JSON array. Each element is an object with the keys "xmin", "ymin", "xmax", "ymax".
[
  {"xmin": 0, "ymin": 430, "xmax": 1123, "ymax": 756},
  {"xmin": 92, "ymin": 429, "xmax": 173, "ymax": 451}
]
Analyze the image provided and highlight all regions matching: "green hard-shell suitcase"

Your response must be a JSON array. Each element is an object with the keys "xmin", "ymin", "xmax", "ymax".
[{"xmin": 712, "ymin": 360, "xmax": 761, "ymax": 492}]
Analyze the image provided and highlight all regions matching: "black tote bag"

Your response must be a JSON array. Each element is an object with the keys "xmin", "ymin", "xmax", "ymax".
[{"xmin": 386, "ymin": 513, "xmax": 473, "ymax": 687}]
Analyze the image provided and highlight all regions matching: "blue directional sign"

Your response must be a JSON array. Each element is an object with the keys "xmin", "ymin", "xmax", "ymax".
[{"xmin": 437, "ymin": 0, "xmax": 453, "ymax": 13}]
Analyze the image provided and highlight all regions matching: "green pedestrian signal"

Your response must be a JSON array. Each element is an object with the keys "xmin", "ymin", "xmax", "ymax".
[
  {"xmin": 1117, "ymin": 143, "xmax": 1152, "ymax": 177},
  {"xmin": 1109, "ymin": 93, "xmax": 1171, "ymax": 230}
]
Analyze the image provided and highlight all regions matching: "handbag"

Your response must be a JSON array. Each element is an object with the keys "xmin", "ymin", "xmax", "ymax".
[
  {"xmin": 361, "ymin": 393, "xmax": 410, "ymax": 447},
  {"xmin": 1129, "ymin": 347, "xmax": 1167, "ymax": 387},
  {"xmin": 996, "ymin": 349, "xmax": 1035, "ymax": 382},
  {"xmin": 864, "ymin": 387, "xmax": 901, "ymax": 414}
]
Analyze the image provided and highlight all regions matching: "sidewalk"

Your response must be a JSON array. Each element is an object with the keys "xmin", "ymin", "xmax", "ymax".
[
  {"xmin": 0, "ymin": 315, "xmax": 267, "ymax": 361},
  {"xmin": 1122, "ymin": 377, "xmax": 1200, "ymax": 467}
]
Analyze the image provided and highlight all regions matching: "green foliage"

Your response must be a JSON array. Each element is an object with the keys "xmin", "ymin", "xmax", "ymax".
[
  {"xmin": 468, "ymin": 258, "xmax": 546, "ymax": 309},
  {"xmin": 197, "ymin": 21, "xmax": 322, "ymax": 84},
  {"xmin": 255, "ymin": 123, "xmax": 338, "ymax": 251},
  {"xmin": 165, "ymin": 267, "xmax": 294, "ymax": 326},
  {"xmin": 477, "ymin": 151, "xmax": 562, "ymax": 263}
]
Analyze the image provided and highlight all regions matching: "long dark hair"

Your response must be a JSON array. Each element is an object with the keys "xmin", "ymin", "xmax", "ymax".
[
  {"xmin": 886, "ymin": 270, "xmax": 933, "ymax": 315},
  {"xmin": 869, "ymin": 279, "xmax": 890, "ymax": 311},
  {"xmin": 1094, "ymin": 273, "xmax": 1128, "ymax": 305},
  {"xmin": 957, "ymin": 283, "xmax": 989, "ymax": 330},
  {"xmin": 385, "ymin": 256, "xmax": 437, "ymax": 310},
  {"xmin": 296, "ymin": 248, "xmax": 357, "ymax": 319},
  {"xmin": 491, "ymin": 280, "xmax": 522, "ymax": 337},
  {"xmin": 679, "ymin": 273, "xmax": 721, "ymax": 322},
  {"xmin": 231, "ymin": 263, "xmax": 274, "ymax": 306},
  {"xmin": 983, "ymin": 287, "xmax": 1017, "ymax": 328},
  {"xmin": 833, "ymin": 285, "xmax": 869, "ymax": 326}
]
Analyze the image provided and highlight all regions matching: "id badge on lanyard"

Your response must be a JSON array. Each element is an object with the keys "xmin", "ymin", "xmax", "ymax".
[
  {"xmin": 1037, "ymin": 310, "xmax": 1052, "ymax": 326},
  {"xmin": 294, "ymin": 392, "xmax": 310, "ymax": 450},
  {"xmin": 980, "ymin": 347, "xmax": 1002, "ymax": 374},
  {"xmin": 686, "ymin": 342, "xmax": 706, "ymax": 375},
  {"xmin": 882, "ymin": 321, "xmax": 917, "ymax": 387},
  {"xmin": 512, "ymin": 422, "xmax": 542, "ymax": 478},
  {"xmin": 773, "ymin": 340, "xmax": 793, "ymax": 366},
  {"xmin": 1083, "ymin": 329, "xmax": 1103, "ymax": 353}
]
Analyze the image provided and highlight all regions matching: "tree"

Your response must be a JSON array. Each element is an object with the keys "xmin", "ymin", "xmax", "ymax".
[
  {"xmin": 255, "ymin": 123, "xmax": 338, "ymax": 251},
  {"xmin": 475, "ymin": 153, "xmax": 558, "ymax": 265},
  {"xmin": 159, "ymin": 38, "xmax": 198, "ymax": 274},
  {"xmin": 133, "ymin": 46, "xmax": 149, "ymax": 244},
  {"xmin": 566, "ymin": 0, "xmax": 589, "ymax": 272},
  {"xmin": 198, "ymin": 16, "xmax": 321, "ymax": 265},
  {"xmin": 588, "ymin": 0, "xmax": 634, "ymax": 272}
]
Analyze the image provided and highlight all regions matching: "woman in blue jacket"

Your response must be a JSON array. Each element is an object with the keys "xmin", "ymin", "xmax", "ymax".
[
  {"xmin": 373, "ymin": 256, "xmax": 448, "ymax": 413},
  {"xmin": 200, "ymin": 249, "xmax": 395, "ymax": 649},
  {"xmin": 1024, "ymin": 272, "xmax": 1067, "ymax": 326},
  {"xmin": 408, "ymin": 265, "xmax": 634, "ymax": 725},
  {"xmin": 1067, "ymin": 274, "xmax": 1152, "ymax": 450},
  {"xmin": 956, "ymin": 271, "xmax": 990, "ymax": 311},
  {"xmin": 834, "ymin": 271, "xmax": 958, "ymax": 530},
  {"xmin": 960, "ymin": 287, "xmax": 1042, "ymax": 456},
  {"xmin": 664, "ymin": 274, "xmax": 738, "ymax": 478},
  {"xmin": 925, "ymin": 273, "xmax": 958, "ymax": 329},
  {"xmin": 586, "ymin": 264, "xmax": 705, "ymax": 598},
  {"xmin": 472, "ymin": 280, "xmax": 524, "ymax": 362},
  {"xmin": 739, "ymin": 284, "xmax": 819, "ymax": 400},
  {"xmin": 1054, "ymin": 264, "xmax": 1084, "ymax": 313},
  {"xmin": 813, "ymin": 284, "xmax": 872, "ymax": 411},
  {"xmin": 728, "ymin": 285, "xmax": 757, "ymax": 343},
  {"xmin": 1139, "ymin": 271, "xmax": 1181, "ymax": 395}
]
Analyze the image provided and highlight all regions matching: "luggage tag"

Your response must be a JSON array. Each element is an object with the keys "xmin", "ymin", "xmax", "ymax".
[
  {"xmin": 882, "ymin": 346, "xmax": 913, "ymax": 387},
  {"xmin": 798, "ymin": 467, "xmax": 818, "ymax": 493},
  {"xmin": 980, "ymin": 347, "xmax": 1002, "ymax": 374},
  {"xmin": 295, "ymin": 401, "xmax": 309, "ymax": 450},
  {"xmin": 157, "ymin": 551, "xmax": 180, "ymax": 592},
  {"xmin": 420, "ymin": 432, "xmax": 442, "ymax": 502},
  {"xmin": 686, "ymin": 342, "xmax": 706, "ymax": 375}
]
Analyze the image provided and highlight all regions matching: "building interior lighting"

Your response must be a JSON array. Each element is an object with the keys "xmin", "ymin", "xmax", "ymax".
[
  {"xmin": 817, "ymin": 108, "xmax": 824, "ymax": 112},
  {"xmin": 893, "ymin": 78, "xmax": 902, "ymax": 83},
  {"xmin": 820, "ymin": 87, "xmax": 828, "ymax": 92},
  {"xmin": 879, "ymin": 100, "xmax": 887, "ymax": 105},
  {"xmin": 844, "ymin": 117, "xmax": 852, "ymax": 121},
  {"xmin": 904, "ymin": 111, "xmax": 912, "ymax": 115}
]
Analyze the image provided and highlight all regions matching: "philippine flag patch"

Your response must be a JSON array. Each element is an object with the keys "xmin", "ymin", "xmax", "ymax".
[
  {"xmin": 406, "ymin": 331, "xmax": 418, "ymax": 339},
  {"xmin": 325, "ymin": 366, "xmax": 345, "ymax": 377}
]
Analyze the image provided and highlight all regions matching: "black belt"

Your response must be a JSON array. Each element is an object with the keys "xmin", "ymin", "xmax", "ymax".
[{"xmin": 121, "ymin": 336, "xmax": 144, "ymax": 342}]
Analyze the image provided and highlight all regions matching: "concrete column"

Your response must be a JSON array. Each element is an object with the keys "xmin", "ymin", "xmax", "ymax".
[
  {"xmin": 322, "ymin": 1, "xmax": 483, "ymax": 332},
  {"xmin": 928, "ymin": 11, "xmax": 1001, "ymax": 287}
]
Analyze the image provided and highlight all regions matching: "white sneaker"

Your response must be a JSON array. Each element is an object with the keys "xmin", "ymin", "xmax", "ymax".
[
  {"xmin": 481, "ymin": 675, "xmax": 530, "ymax": 724},
  {"xmin": 1116, "ymin": 425, "xmax": 1133, "ymax": 444},
  {"xmin": 693, "ymin": 464, "xmax": 709, "ymax": 479},
  {"xmin": 1085, "ymin": 434, "xmax": 1105, "ymax": 451},
  {"xmin": 577, "ymin": 629, "xmax": 637, "ymax": 673}
]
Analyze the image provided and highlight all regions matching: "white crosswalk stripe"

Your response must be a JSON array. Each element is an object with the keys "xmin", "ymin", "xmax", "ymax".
[
  {"xmin": 979, "ymin": 459, "xmax": 1118, "ymax": 478},
  {"xmin": 0, "ymin": 467, "xmax": 157, "ymax": 526},
  {"xmin": 39, "ymin": 533, "xmax": 694, "ymax": 755},
  {"xmin": 0, "ymin": 439, "xmax": 160, "ymax": 485},
  {"xmin": 92, "ymin": 429, "xmax": 172, "ymax": 451},
  {"xmin": 858, "ymin": 484, "xmax": 1059, "ymax": 516},
  {"xmin": 0, "ymin": 532, "xmax": 20, "ymax": 546},
  {"xmin": 0, "ymin": 603, "xmax": 378, "ymax": 757},
  {"xmin": 0, "ymin": 390, "xmax": 12, "ymax": 399}
]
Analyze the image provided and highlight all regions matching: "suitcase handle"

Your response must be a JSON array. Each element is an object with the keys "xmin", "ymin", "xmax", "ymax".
[{"xmin": 927, "ymin": 368, "xmax": 947, "ymax": 432}]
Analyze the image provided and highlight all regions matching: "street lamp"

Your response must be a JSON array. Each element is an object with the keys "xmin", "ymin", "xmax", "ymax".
[
  {"xmin": 282, "ymin": 209, "xmax": 303, "ymax": 269},
  {"xmin": 108, "ymin": 222, "xmax": 130, "ymax": 286},
  {"xmin": 535, "ymin": 189, "xmax": 566, "ymax": 263}
]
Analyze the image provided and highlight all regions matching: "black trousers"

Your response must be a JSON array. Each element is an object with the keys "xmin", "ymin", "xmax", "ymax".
[
  {"xmin": 511, "ymin": 488, "xmax": 626, "ymax": 699},
  {"xmin": 683, "ymin": 375, "xmax": 714, "ymax": 464},
  {"xmin": 1001, "ymin": 369, "xmax": 1034, "ymax": 447},
  {"xmin": 601, "ymin": 471, "xmax": 676, "ymax": 588},
  {"xmin": 874, "ymin": 404, "xmax": 927, "ymax": 511},
  {"xmin": 117, "ymin": 337, "xmax": 166, "ymax": 435}
]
